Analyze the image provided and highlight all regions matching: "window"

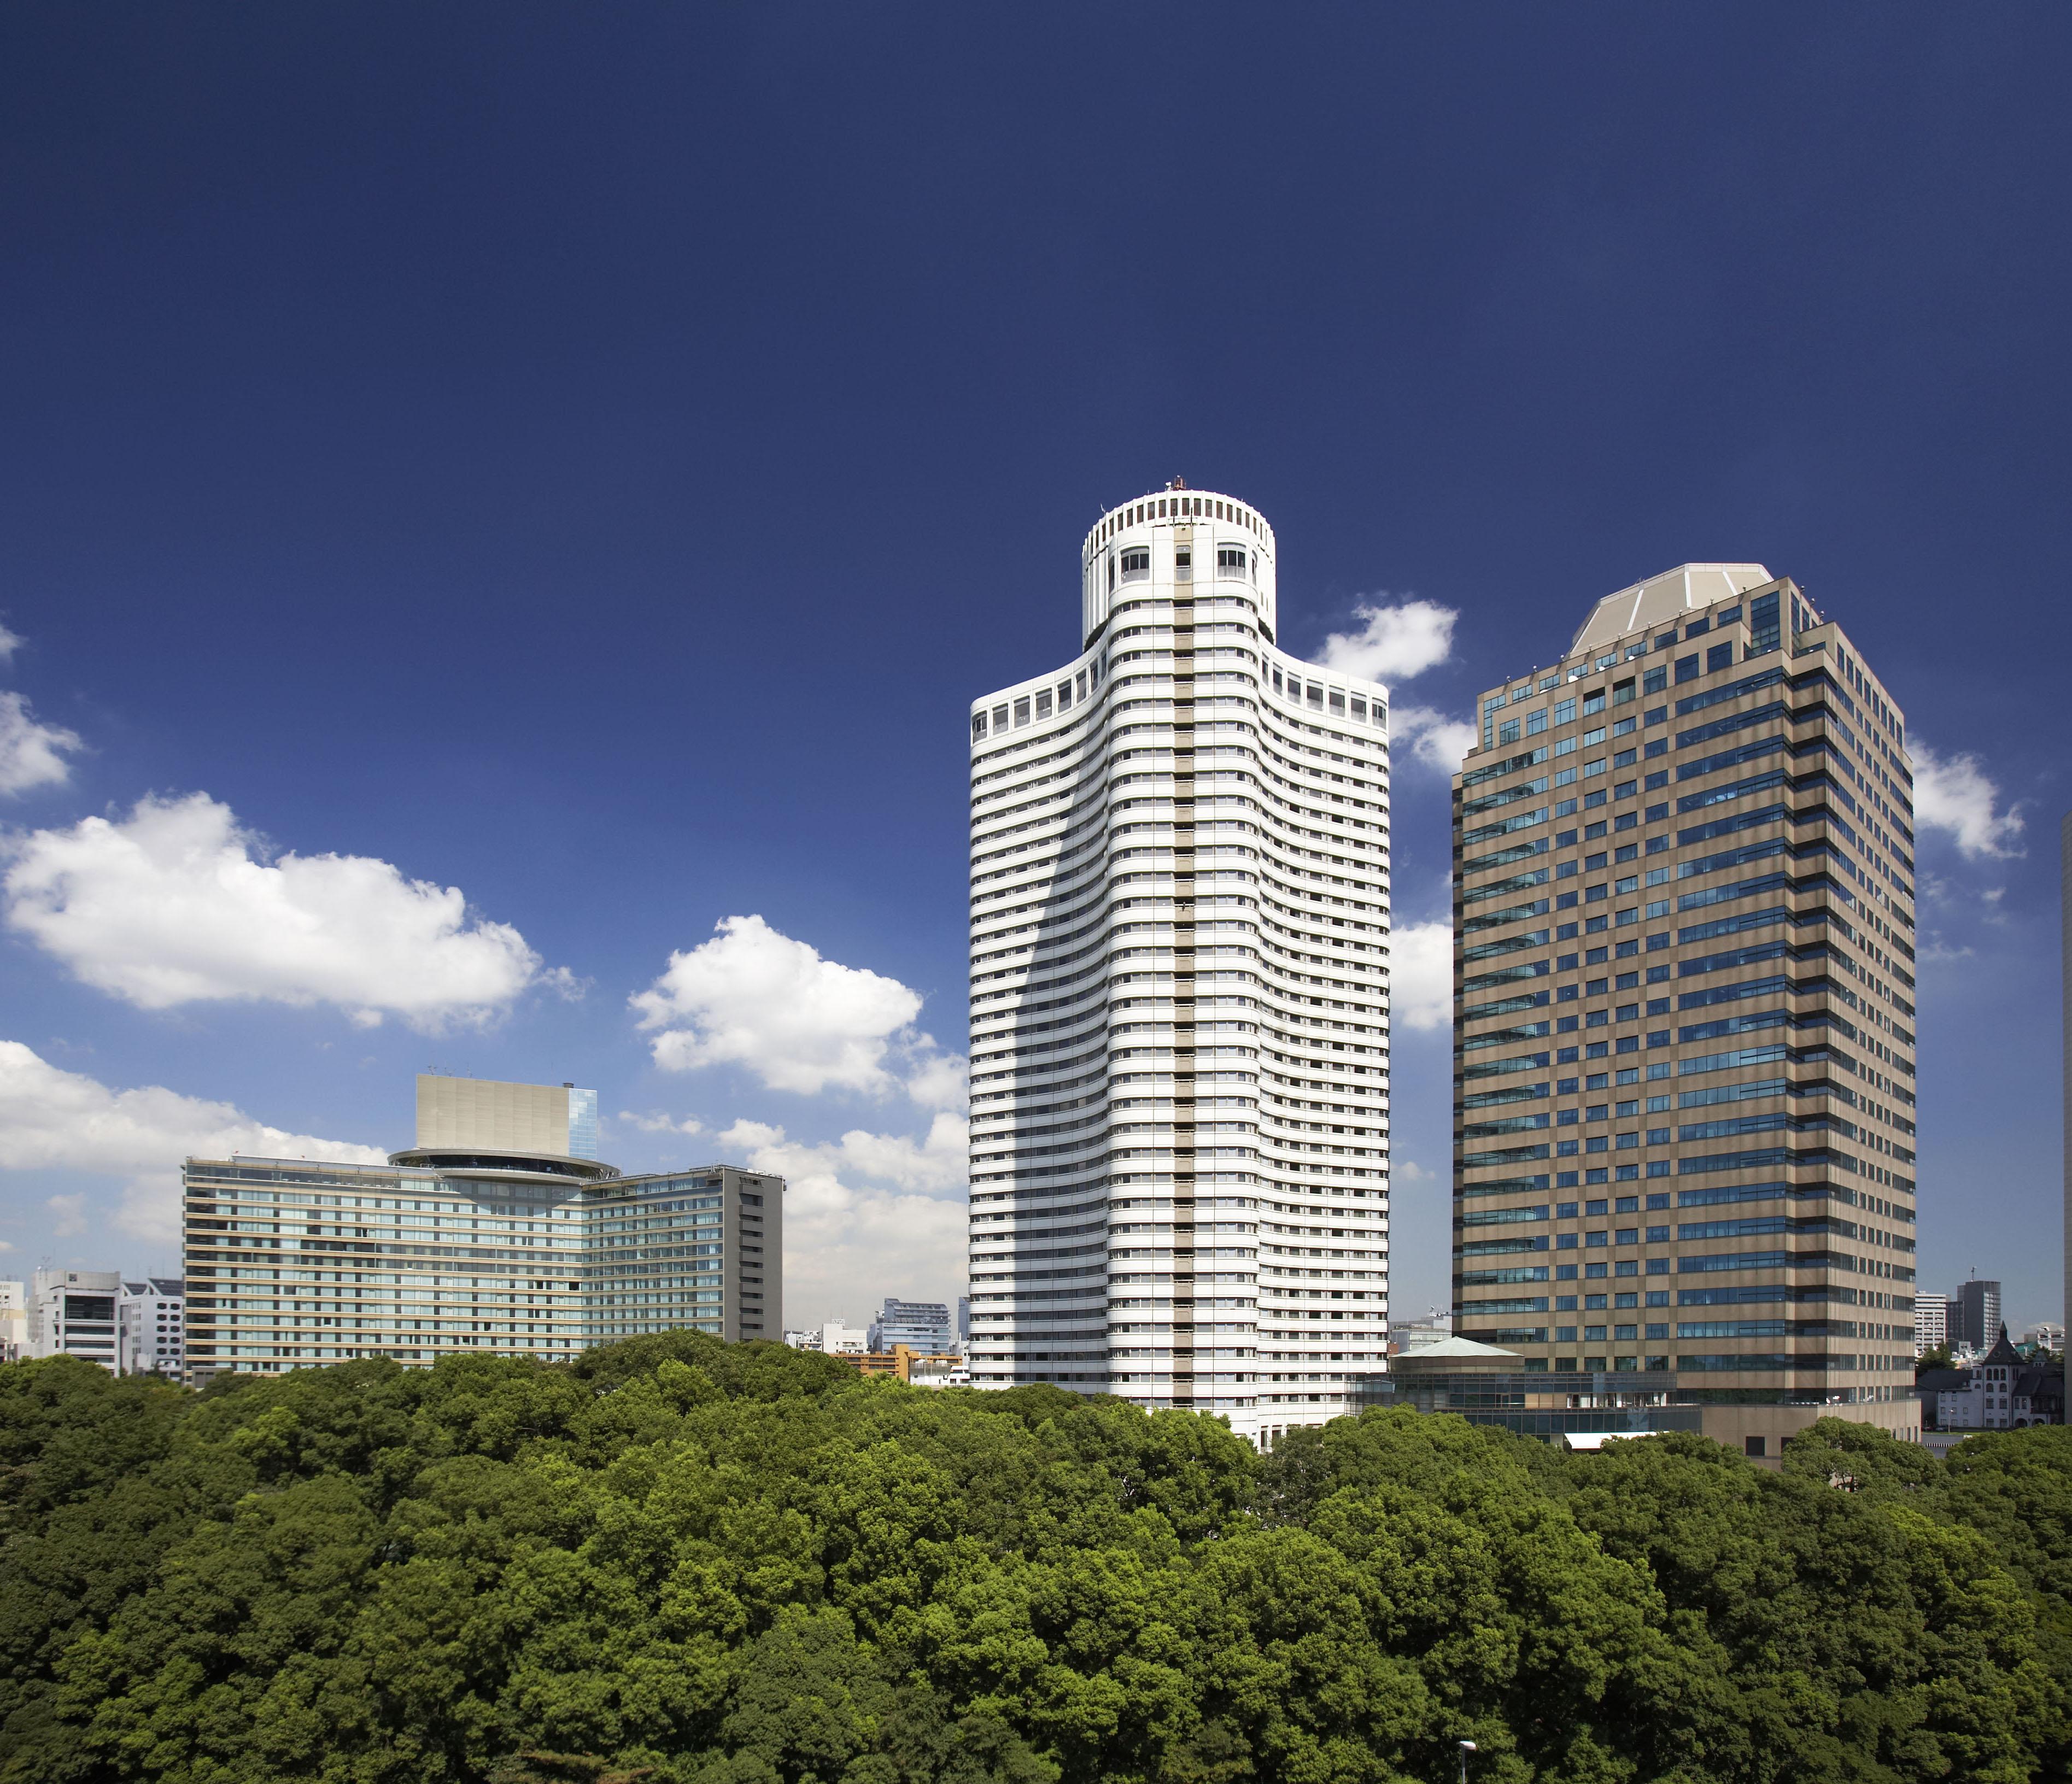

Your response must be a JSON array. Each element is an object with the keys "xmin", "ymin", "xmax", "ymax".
[
  {"xmin": 1174, "ymin": 548, "xmax": 1192, "ymax": 580},
  {"xmin": 1526, "ymin": 708, "xmax": 1547, "ymax": 735},
  {"xmin": 971, "ymin": 713, "xmax": 988, "ymax": 742},
  {"xmin": 1684, "ymin": 617, "xmax": 1710, "ymax": 639},
  {"xmin": 992, "ymin": 704, "xmax": 1009, "ymax": 730},
  {"xmin": 1350, "ymin": 696, "xmax": 1367, "ymax": 719},
  {"xmin": 1583, "ymin": 691, "xmax": 1606, "ymax": 715},
  {"xmin": 1330, "ymin": 690, "xmax": 1346, "ymax": 715},
  {"xmin": 1013, "ymin": 697, "xmax": 1031, "ymax": 726},
  {"xmin": 1121, "ymin": 547, "xmax": 1150, "ymax": 582},
  {"xmin": 1035, "ymin": 689, "xmax": 1052, "ymax": 719},
  {"xmin": 1076, "ymin": 670, "xmax": 1088, "ymax": 701},
  {"xmin": 1675, "ymin": 654, "xmax": 1699, "ymax": 684},
  {"xmin": 1498, "ymin": 719, "xmax": 1519, "ymax": 744},
  {"xmin": 1217, "ymin": 544, "xmax": 1246, "ymax": 577},
  {"xmin": 1706, "ymin": 642, "xmax": 1735, "ymax": 674},
  {"xmin": 1308, "ymin": 684, "xmax": 1324, "ymax": 709},
  {"xmin": 1554, "ymin": 698, "xmax": 1576, "ymax": 726}
]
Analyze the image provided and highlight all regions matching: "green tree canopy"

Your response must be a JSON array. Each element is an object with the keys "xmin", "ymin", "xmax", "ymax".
[{"xmin": 2, "ymin": 1340, "xmax": 2065, "ymax": 1783}]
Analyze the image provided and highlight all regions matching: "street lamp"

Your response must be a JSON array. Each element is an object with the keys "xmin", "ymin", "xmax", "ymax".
[{"xmin": 1458, "ymin": 1740, "xmax": 1478, "ymax": 1784}]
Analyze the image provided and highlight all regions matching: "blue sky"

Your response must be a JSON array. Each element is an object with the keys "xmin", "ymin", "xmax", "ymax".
[{"xmin": 0, "ymin": 5, "xmax": 2064, "ymax": 1333}]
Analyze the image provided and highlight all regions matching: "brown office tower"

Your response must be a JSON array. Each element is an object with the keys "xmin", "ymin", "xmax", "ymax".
[{"xmin": 1452, "ymin": 565, "xmax": 1921, "ymax": 1454}]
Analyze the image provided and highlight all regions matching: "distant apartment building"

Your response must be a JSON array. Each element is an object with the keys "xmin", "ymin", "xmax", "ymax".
[
  {"xmin": 870, "ymin": 1298, "xmax": 955, "ymax": 1352},
  {"xmin": 118, "ymin": 1278, "xmax": 186, "ymax": 1377},
  {"xmin": 2024, "ymin": 1320, "xmax": 2065, "ymax": 1353},
  {"xmin": 1914, "ymin": 1290, "xmax": 1948, "ymax": 1358},
  {"xmin": 30, "ymin": 1269, "xmax": 122, "ymax": 1369},
  {"xmin": 1453, "ymin": 564, "xmax": 1922, "ymax": 1452},
  {"xmin": 180, "ymin": 1075, "xmax": 782, "ymax": 1381},
  {"xmin": 1949, "ymin": 1280, "xmax": 2001, "ymax": 1354}
]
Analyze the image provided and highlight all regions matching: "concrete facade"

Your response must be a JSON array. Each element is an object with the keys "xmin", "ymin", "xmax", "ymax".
[
  {"xmin": 1452, "ymin": 565, "xmax": 1919, "ymax": 1441},
  {"xmin": 967, "ymin": 486, "xmax": 1392, "ymax": 1446},
  {"xmin": 30, "ymin": 1268, "xmax": 122, "ymax": 1369},
  {"xmin": 414, "ymin": 1073, "xmax": 599, "ymax": 1160},
  {"xmin": 118, "ymin": 1277, "xmax": 186, "ymax": 1378}
]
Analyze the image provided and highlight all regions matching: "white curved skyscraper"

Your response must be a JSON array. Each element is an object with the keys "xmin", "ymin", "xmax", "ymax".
[{"xmin": 966, "ymin": 486, "xmax": 1393, "ymax": 1445}]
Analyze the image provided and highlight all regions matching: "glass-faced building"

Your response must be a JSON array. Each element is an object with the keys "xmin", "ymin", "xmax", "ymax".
[
  {"xmin": 1452, "ymin": 564, "xmax": 1921, "ymax": 1451},
  {"xmin": 967, "ymin": 486, "xmax": 1393, "ymax": 1446},
  {"xmin": 180, "ymin": 1077, "xmax": 782, "ymax": 1380}
]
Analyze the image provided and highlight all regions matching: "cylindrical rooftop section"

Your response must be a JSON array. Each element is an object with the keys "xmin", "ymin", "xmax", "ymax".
[{"xmin": 1079, "ymin": 485, "xmax": 1277, "ymax": 648}]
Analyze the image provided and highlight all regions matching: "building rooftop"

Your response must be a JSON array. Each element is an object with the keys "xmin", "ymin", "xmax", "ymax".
[{"xmin": 1568, "ymin": 563, "xmax": 1774, "ymax": 655}]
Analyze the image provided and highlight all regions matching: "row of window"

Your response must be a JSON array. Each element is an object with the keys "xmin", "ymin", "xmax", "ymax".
[
  {"xmin": 1088, "ymin": 492, "xmax": 1268, "ymax": 549},
  {"xmin": 974, "ymin": 661, "xmax": 1106, "ymax": 739},
  {"xmin": 1479, "ymin": 593, "xmax": 1786, "ymax": 741},
  {"xmin": 973, "ymin": 658, "xmax": 1385, "ymax": 742}
]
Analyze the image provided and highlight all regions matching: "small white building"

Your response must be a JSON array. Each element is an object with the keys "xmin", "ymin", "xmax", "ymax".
[
  {"xmin": 30, "ymin": 1269, "xmax": 121, "ymax": 1370},
  {"xmin": 815, "ymin": 1319, "xmax": 869, "ymax": 1355},
  {"xmin": 119, "ymin": 1278, "xmax": 186, "ymax": 1379},
  {"xmin": 2023, "ymin": 1321, "xmax": 2065, "ymax": 1353},
  {"xmin": 0, "ymin": 1281, "xmax": 26, "ymax": 1362}
]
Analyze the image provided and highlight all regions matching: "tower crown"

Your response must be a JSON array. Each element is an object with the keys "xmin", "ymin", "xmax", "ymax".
[{"xmin": 1078, "ymin": 488, "xmax": 1278, "ymax": 648}]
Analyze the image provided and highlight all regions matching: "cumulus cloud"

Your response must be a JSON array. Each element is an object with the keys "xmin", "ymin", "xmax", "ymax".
[
  {"xmin": 0, "ymin": 623, "xmax": 24, "ymax": 664},
  {"xmin": 1308, "ymin": 597, "xmax": 1472, "ymax": 771},
  {"xmin": 1391, "ymin": 705, "xmax": 1478, "ymax": 771},
  {"xmin": 1912, "ymin": 743, "xmax": 2024, "ymax": 860},
  {"xmin": 1389, "ymin": 919, "xmax": 1454, "ymax": 1032},
  {"xmin": 0, "ymin": 1040, "xmax": 385, "ymax": 1243},
  {"xmin": 0, "ymin": 691, "xmax": 83, "ymax": 796},
  {"xmin": 716, "ymin": 1114, "xmax": 968, "ymax": 1328},
  {"xmin": 1315, "ymin": 597, "xmax": 1457, "ymax": 685},
  {"xmin": 632, "ymin": 914, "xmax": 964, "ymax": 1106},
  {"xmin": 3, "ymin": 792, "xmax": 555, "ymax": 1028}
]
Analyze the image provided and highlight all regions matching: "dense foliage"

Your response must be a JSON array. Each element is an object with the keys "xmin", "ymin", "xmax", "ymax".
[{"xmin": 2, "ymin": 1338, "xmax": 2067, "ymax": 1784}]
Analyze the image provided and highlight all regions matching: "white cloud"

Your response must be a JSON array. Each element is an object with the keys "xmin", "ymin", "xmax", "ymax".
[
  {"xmin": 1389, "ymin": 919, "xmax": 1454, "ymax": 1032},
  {"xmin": 632, "ymin": 914, "xmax": 964, "ymax": 1106},
  {"xmin": 1912, "ymin": 744, "xmax": 2024, "ymax": 860},
  {"xmin": 715, "ymin": 1115, "xmax": 968, "ymax": 1328},
  {"xmin": 0, "ymin": 691, "xmax": 83, "ymax": 796},
  {"xmin": 3, "ymin": 792, "xmax": 554, "ymax": 1029},
  {"xmin": 620, "ymin": 1109, "xmax": 705, "ymax": 1136},
  {"xmin": 1315, "ymin": 597, "xmax": 1457, "ymax": 685},
  {"xmin": 0, "ymin": 623, "xmax": 24, "ymax": 664},
  {"xmin": 1391, "ymin": 703, "xmax": 1478, "ymax": 771},
  {"xmin": 0, "ymin": 1040, "xmax": 385, "ymax": 1243}
]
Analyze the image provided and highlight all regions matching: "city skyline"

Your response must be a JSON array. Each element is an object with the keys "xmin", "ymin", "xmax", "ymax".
[{"xmin": 0, "ymin": 9, "xmax": 2065, "ymax": 1336}]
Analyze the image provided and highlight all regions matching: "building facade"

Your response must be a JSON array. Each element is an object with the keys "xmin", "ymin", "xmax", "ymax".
[
  {"xmin": 118, "ymin": 1277, "xmax": 186, "ymax": 1378},
  {"xmin": 1950, "ymin": 1278, "xmax": 2001, "ymax": 1354},
  {"xmin": 180, "ymin": 1076, "xmax": 781, "ymax": 1380},
  {"xmin": 29, "ymin": 1268, "xmax": 122, "ymax": 1368},
  {"xmin": 1914, "ymin": 1289, "xmax": 1948, "ymax": 1358},
  {"xmin": 1936, "ymin": 1327, "xmax": 2063, "ymax": 1430},
  {"xmin": 1452, "ymin": 564, "xmax": 1921, "ymax": 1448},
  {"xmin": 0, "ymin": 1280, "xmax": 25, "ymax": 1363},
  {"xmin": 967, "ymin": 486, "xmax": 1392, "ymax": 1444},
  {"xmin": 870, "ymin": 1298, "xmax": 955, "ymax": 1352}
]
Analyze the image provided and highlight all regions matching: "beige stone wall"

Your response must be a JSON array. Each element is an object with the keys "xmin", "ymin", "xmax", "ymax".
[{"xmin": 414, "ymin": 1075, "xmax": 569, "ymax": 1154}]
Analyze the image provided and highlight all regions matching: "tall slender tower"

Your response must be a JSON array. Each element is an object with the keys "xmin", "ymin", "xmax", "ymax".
[
  {"xmin": 1451, "ymin": 565, "xmax": 1923, "ymax": 1453},
  {"xmin": 966, "ymin": 487, "xmax": 1393, "ymax": 1446}
]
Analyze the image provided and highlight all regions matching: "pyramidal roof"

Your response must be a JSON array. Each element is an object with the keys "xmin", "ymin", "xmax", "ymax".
[
  {"xmin": 1395, "ymin": 1335, "xmax": 1518, "ymax": 1361},
  {"xmin": 1981, "ymin": 1324, "xmax": 2023, "ymax": 1369}
]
